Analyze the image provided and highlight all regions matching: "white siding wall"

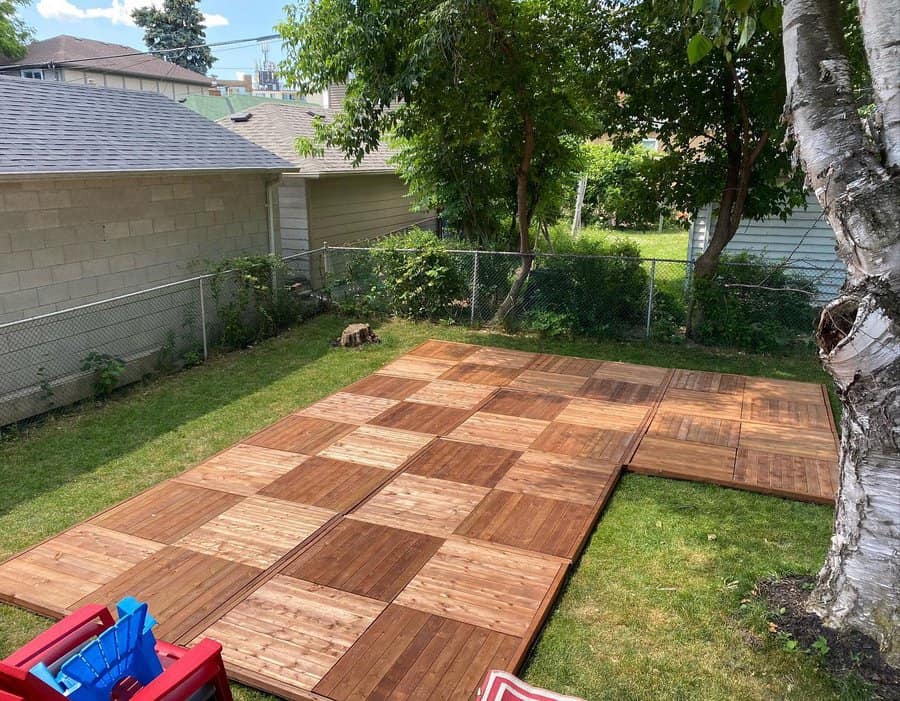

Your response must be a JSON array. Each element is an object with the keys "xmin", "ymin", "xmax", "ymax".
[
  {"xmin": 689, "ymin": 195, "xmax": 845, "ymax": 301},
  {"xmin": 279, "ymin": 179, "xmax": 310, "ymax": 277}
]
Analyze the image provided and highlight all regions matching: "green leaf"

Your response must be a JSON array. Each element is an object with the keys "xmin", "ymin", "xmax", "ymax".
[
  {"xmin": 687, "ymin": 33, "xmax": 714, "ymax": 64},
  {"xmin": 760, "ymin": 5, "xmax": 783, "ymax": 33},
  {"xmin": 737, "ymin": 15, "xmax": 757, "ymax": 49},
  {"xmin": 691, "ymin": 0, "xmax": 707, "ymax": 16}
]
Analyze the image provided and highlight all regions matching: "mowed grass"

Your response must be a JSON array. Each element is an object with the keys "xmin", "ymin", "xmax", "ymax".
[
  {"xmin": 575, "ymin": 226, "xmax": 690, "ymax": 261},
  {"xmin": 0, "ymin": 315, "xmax": 847, "ymax": 699}
]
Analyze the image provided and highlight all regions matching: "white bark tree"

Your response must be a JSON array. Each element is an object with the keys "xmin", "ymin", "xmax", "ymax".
[{"xmin": 782, "ymin": 0, "xmax": 899, "ymax": 665}]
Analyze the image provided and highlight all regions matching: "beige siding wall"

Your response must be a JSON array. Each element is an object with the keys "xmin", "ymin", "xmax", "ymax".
[
  {"xmin": 0, "ymin": 173, "xmax": 271, "ymax": 324},
  {"xmin": 306, "ymin": 173, "xmax": 423, "ymax": 249},
  {"xmin": 60, "ymin": 68, "xmax": 207, "ymax": 99}
]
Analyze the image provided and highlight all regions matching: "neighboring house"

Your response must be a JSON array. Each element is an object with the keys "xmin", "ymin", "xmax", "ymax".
[
  {"xmin": 0, "ymin": 35, "xmax": 212, "ymax": 99},
  {"xmin": 689, "ymin": 196, "xmax": 845, "ymax": 302},
  {"xmin": 182, "ymin": 94, "xmax": 318, "ymax": 122},
  {"xmin": 210, "ymin": 73, "xmax": 252, "ymax": 95},
  {"xmin": 217, "ymin": 102, "xmax": 426, "ymax": 261},
  {"xmin": 0, "ymin": 76, "xmax": 293, "ymax": 423}
]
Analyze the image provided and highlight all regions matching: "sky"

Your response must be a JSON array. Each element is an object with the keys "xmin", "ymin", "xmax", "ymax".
[{"xmin": 19, "ymin": 0, "xmax": 290, "ymax": 79}]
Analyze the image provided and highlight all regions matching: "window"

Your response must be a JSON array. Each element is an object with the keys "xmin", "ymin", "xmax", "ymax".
[
  {"xmin": 20, "ymin": 69, "xmax": 44, "ymax": 80},
  {"xmin": 641, "ymin": 138, "xmax": 658, "ymax": 151}
]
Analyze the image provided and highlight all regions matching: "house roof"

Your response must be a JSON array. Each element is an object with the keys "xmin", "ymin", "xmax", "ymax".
[
  {"xmin": 183, "ymin": 94, "xmax": 318, "ymax": 123},
  {"xmin": 0, "ymin": 76, "xmax": 295, "ymax": 177},
  {"xmin": 2, "ymin": 35, "xmax": 212, "ymax": 86},
  {"xmin": 216, "ymin": 102, "xmax": 396, "ymax": 176}
]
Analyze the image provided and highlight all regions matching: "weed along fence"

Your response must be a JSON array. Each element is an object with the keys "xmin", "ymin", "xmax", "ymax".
[
  {"xmin": 0, "ymin": 245, "xmax": 842, "ymax": 427},
  {"xmin": 314, "ymin": 245, "xmax": 845, "ymax": 345},
  {"xmin": 0, "ymin": 251, "xmax": 320, "ymax": 427}
]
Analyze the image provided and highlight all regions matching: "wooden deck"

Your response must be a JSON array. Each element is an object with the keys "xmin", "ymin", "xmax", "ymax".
[{"xmin": 0, "ymin": 341, "xmax": 839, "ymax": 700}]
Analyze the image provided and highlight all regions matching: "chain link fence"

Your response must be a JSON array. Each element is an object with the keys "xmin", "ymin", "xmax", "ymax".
[
  {"xmin": 313, "ymin": 245, "xmax": 843, "ymax": 339},
  {"xmin": 1, "ymin": 244, "xmax": 844, "ymax": 427}
]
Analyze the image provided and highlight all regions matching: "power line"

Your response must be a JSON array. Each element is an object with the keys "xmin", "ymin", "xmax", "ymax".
[{"xmin": 0, "ymin": 34, "xmax": 280, "ymax": 71}]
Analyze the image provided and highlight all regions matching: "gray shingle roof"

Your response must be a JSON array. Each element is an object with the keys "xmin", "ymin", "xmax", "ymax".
[
  {"xmin": 0, "ymin": 76, "xmax": 296, "ymax": 176},
  {"xmin": 217, "ymin": 102, "xmax": 396, "ymax": 176},
  {"xmin": 2, "ymin": 35, "xmax": 213, "ymax": 86}
]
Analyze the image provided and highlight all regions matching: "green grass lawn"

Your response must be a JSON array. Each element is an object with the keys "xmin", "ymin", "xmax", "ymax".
[
  {"xmin": 575, "ymin": 226, "xmax": 690, "ymax": 261},
  {"xmin": 0, "ymin": 315, "xmax": 854, "ymax": 699}
]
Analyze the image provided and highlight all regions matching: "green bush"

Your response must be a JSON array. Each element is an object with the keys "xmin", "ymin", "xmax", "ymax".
[
  {"xmin": 524, "ymin": 238, "xmax": 649, "ymax": 338},
  {"xmin": 692, "ymin": 253, "xmax": 819, "ymax": 352},
  {"xmin": 367, "ymin": 229, "xmax": 468, "ymax": 321},
  {"xmin": 582, "ymin": 143, "xmax": 668, "ymax": 228}
]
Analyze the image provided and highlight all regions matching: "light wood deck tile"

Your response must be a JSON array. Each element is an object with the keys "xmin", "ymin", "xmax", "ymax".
[
  {"xmin": 447, "ymin": 412, "xmax": 549, "ymax": 452},
  {"xmin": 378, "ymin": 356, "xmax": 457, "ymax": 381},
  {"xmin": 177, "ymin": 496, "xmax": 334, "ymax": 568},
  {"xmin": 406, "ymin": 379, "xmax": 496, "ymax": 409},
  {"xmin": 555, "ymin": 397, "xmax": 650, "ymax": 431},
  {"xmin": 508, "ymin": 370, "xmax": 588, "ymax": 396},
  {"xmin": 297, "ymin": 392, "xmax": 399, "ymax": 424},
  {"xmin": 174, "ymin": 444, "xmax": 307, "ymax": 496},
  {"xmin": 318, "ymin": 424, "xmax": 434, "ymax": 469}
]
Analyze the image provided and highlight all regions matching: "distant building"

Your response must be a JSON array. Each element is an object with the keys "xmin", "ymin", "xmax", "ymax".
[
  {"xmin": 0, "ymin": 35, "xmax": 212, "ymax": 99},
  {"xmin": 210, "ymin": 73, "xmax": 252, "ymax": 96}
]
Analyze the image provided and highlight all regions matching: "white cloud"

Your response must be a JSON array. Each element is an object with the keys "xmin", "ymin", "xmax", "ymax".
[{"xmin": 36, "ymin": 0, "xmax": 228, "ymax": 28}]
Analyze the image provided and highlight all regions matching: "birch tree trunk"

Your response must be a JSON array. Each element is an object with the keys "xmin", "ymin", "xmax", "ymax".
[{"xmin": 782, "ymin": 0, "xmax": 900, "ymax": 665}]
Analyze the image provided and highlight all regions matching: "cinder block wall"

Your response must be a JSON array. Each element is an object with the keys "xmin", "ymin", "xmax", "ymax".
[{"xmin": 0, "ymin": 172, "xmax": 271, "ymax": 324}]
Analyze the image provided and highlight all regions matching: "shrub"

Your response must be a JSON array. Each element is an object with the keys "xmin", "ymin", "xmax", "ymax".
[
  {"xmin": 524, "ymin": 238, "xmax": 649, "ymax": 338},
  {"xmin": 367, "ymin": 229, "xmax": 468, "ymax": 321},
  {"xmin": 692, "ymin": 252, "xmax": 819, "ymax": 352},
  {"xmin": 582, "ymin": 143, "xmax": 668, "ymax": 228},
  {"xmin": 81, "ymin": 351, "xmax": 125, "ymax": 398}
]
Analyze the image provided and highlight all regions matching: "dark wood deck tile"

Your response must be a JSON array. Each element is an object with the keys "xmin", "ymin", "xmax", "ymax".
[
  {"xmin": 342, "ymin": 374, "xmax": 429, "ymax": 400},
  {"xmin": 404, "ymin": 438, "xmax": 520, "ymax": 487},
  {"xmin": 480, "ymin": 388, "xmax": 569, "ymax": 421},
  {"xmin": 368, "ymin": 401, "xmax": 472, "ymax": 434},
  {"xmin": 440, "ymin": 363, "xmax": 523, "ymax": 386},
  {"xmin": 260, "ymin": 456, "xmax": 388, "ymax": 510}
]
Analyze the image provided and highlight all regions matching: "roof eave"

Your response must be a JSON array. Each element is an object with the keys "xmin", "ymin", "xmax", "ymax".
[{"xmin": 0, "ymin": 166, "xmax": 298, "ymax": 181}]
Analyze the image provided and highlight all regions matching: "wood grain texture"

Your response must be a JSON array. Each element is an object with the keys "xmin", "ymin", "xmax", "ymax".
[
  {"xmin": 297, "ymin": 392, "xmax": 399, "ymax": 425},
  {"xmin": 0, "ymin": 525, "xmax": 164, "ymax": 614},
  {"xmin": 342, "ymin": 374, "xmax": 429, "ymax": 400},
  {"xmin": 405, "ymin": 379, "xmax": 496, "ymax": 409},
  {"xmin": 348, "ymin": 474, "xmax": 488, "ymax": 538},
  {"xmin": 408, "ymin": 339, "xmax": 479, "ymax": 361},
  {"xmin": 592, "ymin": 362, "xmax": 670, "ymax": 386},
  {"xmin": 368, "ymin": 401, "xmax": 472, "ymax": 434},
  {"xmin": 657, "ymin": 388, "xmax": 744, "ymax": 419},
  {"xmin": 578, "ymin": 378, "xmax": 660, "ymax": 405},
  {"xmin": 629, "ymin": 436, "xmax": 737, "ymax": 483},
  {"xmin": 447, "ymin": 412, "xmax": 550, "ymax": 451},
  {"xmin": 508, "ymin": 370, "xmax": 588, "ymax": 396},
  {"xmin": 532, "ymin": 422, "xmax": 633, "ymax": 462},
  {"xmin": 174, "ymin": 444, "xmax": 307, "ymax": 496},
  {"xmin": 456, "ymin": 490, "xmax": 596, "ymax": 559},
  {"xmin": 318, "ymin": 425, "xmax": 434, "ymax": 470},
  {"xmin": 314, "ymin": 605, "xmax": 520, "ymax": 701},
  {"xmin": 466, "ymin": 347, "xmax": 534, "ymax": 369},
  {"xmin": 735, "ymin": 448, "xmax": 837, "ymax": 501},
  {"xmin": 260, "ymin": 457, "xmax": 389, "ymax": 510},
  {"xmin": 404, "ymin": 438, "xmax": 521, "ymax": 487},
  {"xmin": 738, "ymin": 422, "xmax": 838, "ymax": 460},
  {"xmin": 75, "ymin": 546, "xmax": 261, "ymax": 641},
  {"xmin": 529, "ymin": 353, "xmax": 603, "ymax": 377},
  {"xmin": 648, "ymin": 412, "xmax": 741, "ymax": 448},
  {"xmin": 670, "ymin": 369, "xmax": 745, "ymax": 394},
  {"xmin": 176, "ymin": 496, "xmax": 334, "ymax": 568},
  {"xmin": 91, "ymin": 482, "xmax": 243, "ymax": 544},
  {"xmin": 742, "ymin": 376, "xmax": 825, "ymax": 403},
  {"xmin": 198, "ymin": 575, "xmax": 385, "ymax": 696},
  {"xmin": 440, "ymin": 363, "xmax": 523, "ymax": 386},
  {"xmin": 377, "ymin": 356, "xmax": 457, "ymax": 381},
  {"xmin": 742, "ymin": 396, "xmax": 832, "ymax": 430},
  {"xmin": 555, "ymin": 397, "xmax": 650, "ymax": 431},
  {"xmin": 480, "ymin": 389, "xmax": 570, "ymax": 421},
  {"xmin": 495, "ymin": 451, "xmax": 617, "ymax": 505},
  {"xmin": 394, "ymin": 537, "xmax": 564, "ymax": 637},
  {"xmin": 245, "ymin": 415, "xmax": 356, "ymax": 455},
  {"xmin": 283, "ymin": 520, "xmax": 443, "ymax": 601}
]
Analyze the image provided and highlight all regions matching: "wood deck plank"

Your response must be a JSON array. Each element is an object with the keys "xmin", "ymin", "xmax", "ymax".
[
  {"xmin": 446, "ymin": 412, "xmax": 549, "ymax": 451},
  {"xmin": 260, "ymin": 457, "xmax": 389, "ymax": 510},
  {"xmin": 341, "ymin": 374, "xmax": 429, "ymax": 400},
  {"xmin": 318, "ymin": 425, "xmax": 434, "ymax": 470},
  {"xmin": 495, "ymin": 451, "xmax": 617, "ymax": 505},
  {"xmin": 378, "ymin": 356, "xmax": 458, "ymax": 381},
  {"xmin": 648, "ymin": 412, "xmax": 741, "ymax": 448},
  {"xmin": 368, "ymin": 401, "xmax": 472, "ymax": 434},
  {"xmin": 403, "ymin": 438, "xmax": 521, "ymax": 487},
  {"xmin": 480, "ymin": 389, "xmax": 570, "ymax": 421},
  {"xmin": 532, "ymin": 422, "xmax": 634, "ymax": 463},
  {"xmin": 405, "ymin": 380, "xmax": 495, "ymax": 409},
  {"xmin": 174, "ymin": 444, "xmax": 307, "ymax": 496},
  {"xmin": 297, "ymin": 392, "xmax": 400, "ymax": 425},
  {"xmin": 439, "ymin": 363, "xmax": 523, "ymax": 387},
  {"xmin": 508, "ymin": 370, "xmax": 588, "ymax": 396},
  {"xmin": 245, "ymin": 415, "xmax": 357, "ymax": 455}
]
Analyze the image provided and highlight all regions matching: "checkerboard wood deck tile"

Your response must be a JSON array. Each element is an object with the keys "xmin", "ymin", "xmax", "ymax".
[{"xmin": 0, "ymin": 341, "xmax": 839, "ymax": 701}]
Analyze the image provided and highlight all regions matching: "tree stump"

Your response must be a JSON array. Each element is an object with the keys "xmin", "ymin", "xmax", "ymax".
[{"xmin": 339, "ymin": 323, "xmax": 378, "ymax": 347}]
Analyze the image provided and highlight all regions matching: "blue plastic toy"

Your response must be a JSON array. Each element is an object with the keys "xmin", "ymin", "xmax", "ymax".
[{"xmin": 29, "ymin": 598, "xmax": 163, "ymax": 701}]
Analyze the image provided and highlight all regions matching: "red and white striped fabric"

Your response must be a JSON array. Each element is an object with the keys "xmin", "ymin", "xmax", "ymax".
[{"xmin": 477, "ymin": 671, "xmax": 585, "ymax": 701}]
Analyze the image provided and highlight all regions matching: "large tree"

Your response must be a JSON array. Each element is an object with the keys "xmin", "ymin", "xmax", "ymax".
[
  {"xmin": 132, "ymin": 0, "xmax": 215, "ymax": 75},
  {"xmin": 278, "ymin": 0, "xmax": 598, "ymax": 318},
  {"xmin": 779, "ymin": 0, "xmax": 899, "ymax": 665},
  {"xmin": 0, "ymin": 0, "xmax": 31, "ymax": 60},
  {"xmin": 591, "ymin": 0, "xmax": 805, "ymax": 282}
]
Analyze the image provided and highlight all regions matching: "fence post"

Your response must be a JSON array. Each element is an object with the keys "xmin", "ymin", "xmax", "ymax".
[
  {"xmin": 645, "ymin": 259, "xmax": 656, "ymax": 339},
  {"xmin": 199, "ymin": 277, "xmax": 208, "ymax": 361},
  {"xmin": 323, "ymin": 242, "xmax": 330, "ymax": 284},
  {"xmin": 469, "ymin": 250, "xmax": 480, "ymax": 325}
]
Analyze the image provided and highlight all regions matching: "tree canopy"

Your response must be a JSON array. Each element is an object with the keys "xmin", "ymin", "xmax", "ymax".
[
  {"xmin": 278, "ymin": 0, "xmax": 598, "ymax": 248},
  {"xmin": 132, "ymin": 0, "xmax": 215, "ymax": 75},
  {"xmin": 0, "ymin": 0, "xmax": 31, "ymax": 60}
]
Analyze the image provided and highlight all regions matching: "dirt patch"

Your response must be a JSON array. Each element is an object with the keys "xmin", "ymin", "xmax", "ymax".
[{"xmin": 757, "ymin": 576, "xmax": 899, "ymax": 700}]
